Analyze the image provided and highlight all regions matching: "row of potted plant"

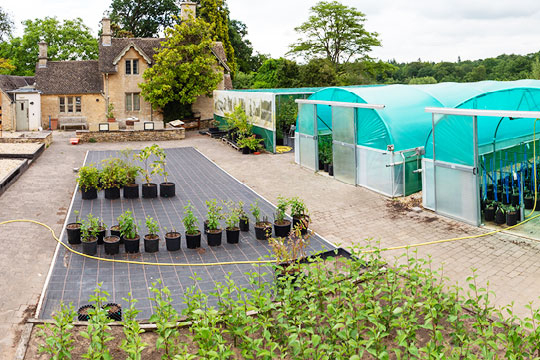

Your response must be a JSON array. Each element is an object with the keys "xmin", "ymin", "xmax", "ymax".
[
  {"xmin": 77, "ymin": 145, "xmax": 175, "ymax": 200},
  {"xmin": 223, "ymin": 105, "xmax": 264, "ymax": 154},
  {"xmin": 483, "ymin": 200, "xmax": 520, "ymax": 226},
  {"xmin": 65, "ymin": 196, "xmax": 311, "ymax": 254}
]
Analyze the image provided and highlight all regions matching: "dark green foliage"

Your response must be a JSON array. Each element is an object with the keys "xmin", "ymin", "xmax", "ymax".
[
  {"xmin": 108, "ymin": 0, "xmax": 178, "ymax": 38},
  {"xmin": 162, "ymin": 101, "xmax": 193, "ymax": 122},
  {"xmin": 253, "ymin": 58, "xmax": 300, "ymax": 89},
  {"xmin": 0, "ymin": 6, "xmax": 13, "ymax": 41}
]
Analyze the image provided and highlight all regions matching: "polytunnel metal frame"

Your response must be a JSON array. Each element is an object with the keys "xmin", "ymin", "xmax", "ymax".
[
  {"xmin": 424, "ymin": 107, "xmax": 540, "ymax": 226},
  {"xmin": 295, "ymin": 99, "xmax": 422, "ymax": 196}
]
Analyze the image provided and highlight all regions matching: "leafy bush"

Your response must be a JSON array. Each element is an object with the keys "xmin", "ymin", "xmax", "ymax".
[
  {"xmin": 99, "ymin": 158, "xmax": 128, "ymax": 189},
  {"xmin": 182, "ymin": 201, "xmax": 200, "ymax": 235},
  {"xmin": 77, "ymin": 164, "xmax": 100, "ymax": 191},
  {"xmin": 205, "ymin": 199, "xmax": 223, "ymax": 231},
  {"xmin": 117, "ymin": 210, "xmax": 139, "ymax": 239}
]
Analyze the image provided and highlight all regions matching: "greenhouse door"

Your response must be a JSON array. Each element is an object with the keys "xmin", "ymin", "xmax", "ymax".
[
  {"xmin": 432, "ymin": 114, "xmax": 481, "ymax": 226},
  {"xmin": 332, "ymin": 107, "xmax": 357, "ymax": 185},
  {"xmin": 297, "ymin": 103, "xmax": 318, "ymax": 170}
]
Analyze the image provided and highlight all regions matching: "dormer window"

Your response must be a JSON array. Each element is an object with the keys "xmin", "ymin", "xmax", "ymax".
[{"xmin": 125, "ymin": 59, "xmax": 139, "ymax": 75}]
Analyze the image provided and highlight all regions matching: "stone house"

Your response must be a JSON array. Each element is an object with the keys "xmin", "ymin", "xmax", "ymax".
[{"xmin": 0, "ymin": 1, "xmax": 232, "ymax": 132}]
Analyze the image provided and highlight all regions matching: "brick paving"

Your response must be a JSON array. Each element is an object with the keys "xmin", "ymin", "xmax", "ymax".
[{"xmin": 1, "ymin": 131, "xmax": 540, "ymax": 358}]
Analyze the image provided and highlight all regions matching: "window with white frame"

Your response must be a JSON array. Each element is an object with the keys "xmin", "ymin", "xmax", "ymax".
[
  {"xmin": 125, "ymin": 59, "xmax": 139, "ymax": 75},
  {"xmin": 59, "ymin": 96, "xmax": 82, "ymax": 113},
  {"xmin": 125, "ymin": 93, "xmax": 140, "ymax": 111}
]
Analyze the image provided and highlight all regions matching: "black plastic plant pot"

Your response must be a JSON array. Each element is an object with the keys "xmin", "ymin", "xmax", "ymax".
[
  {"xmin": 103, "ymin": 303, "xmax": 122, "ymax": 322},
  {"xmin": 77, "ymin": 305, "xmax": 95, "ymax": 321},
  {"xmin": 495, "ymin": 211, "xmax": 506, "ymax": 225},
  {"xmin": 242, "ymin": 147, "xmax": 250, "ymax": 154},
  {"xmin": 496, "ymin": 191, "xmax": 503, "ymax": 202},
  {"xmin": 94, "ymin": 227, "xmax": 106, "ymax": 245},
  {"xmin": 123, "ymin": 184, "xmax": 139, "ymax": 199},
  {"xmin": 239, "ymin": 218, "xmax": 249, "ymax": 232},
  {"xmin": 82, "ymin": 237, "xmax": 98, "ymax": 256},
  {"xmin": 524, "ymin": 196, "xmax": 535, "ymax": 209},
  {"xmin": 486, "ymin": 190, "xmax": 494, "ymax": 201},
  {"xmin": 185, "ymin": 231, "xmax": 201, "ymax": 249},
  {"xmin": 328, "ymin": 165, "xmax": 334, "ymax": 176},
  {"xmin": 159, "ymin": 182, "xmax": 175, "ymax": 198},
  {"xmin": 502, "ymin": 195, "xmax": 511, "ymax": 205},
  {"xmin": 274, "ymin": 220, "xmax": 292, "ymax": 238},
  {"xmin": 318, "ymin": 160, "xmax": 324, "ymax": 171},
  {"xmin": 507, "ymin": 211, "xmax": 518, "ymax": 226},
  {"xmin": 104, "ymin": 187, "xmax": 120, "ymax": 200},
  {"xmin": 144, "ymin": 235, "xmax": 160, "ymax": 253},
  {"xmin": 110, "ymin": 226, "xmax": 122, "ymax": 243},
  {"xmin": 292, "ymin": 215, "xmax": 310, "ymax": 235},
  {"xmin": 124, "ymin": 235, "xmax": 140, "ymax": 253},
  {"xmin": 103, "ymin": 235, "xmax": 120, "ymax": 255},
  {"xmin": 226, "ymin": 228, "xmax": 240, "ymax": 244},
  {"xmin": 254, "ymin": 223, "xmax": 272, "ymax": 240},
  {"xmin": 206, "ymin": 229, "xmax": 222, "ymax": 247},
  {"xmin": 511, "ymin": 193, "xmax": 520, "ymax": 206},
  {"xmin": 142, "ymin": 183, "xmax": 158, "ymax": 198},
  {"xmin": 165, "ymin": 232, "xmax": 181, "ymax": 251},
  {"xmin": 81, "ymin": 187, "xmax": 97, "ymax": 200},
  {"xmin": 209, "ymin": 127, "xmax": 220, "ymax": 133},
  {"xmin": 484, "ymin": 207, "xmax": 495, "ymax": 222},
  {"xmin": 323, "ymin": 163, "xmax": 329, "ymax": 172},
  {"xmin": 66, "ymin": 223, "xmax": 82, "ymax": 245}
]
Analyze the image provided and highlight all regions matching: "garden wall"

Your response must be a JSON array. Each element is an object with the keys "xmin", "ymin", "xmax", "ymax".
[{"xmin": 75, "ymin": 128, "xmax": 185, "ymax": 143}]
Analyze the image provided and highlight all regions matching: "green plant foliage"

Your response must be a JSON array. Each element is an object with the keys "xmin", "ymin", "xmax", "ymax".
[
  {"xmin": 252, "ymin": 58, "xmax": 299, "ymax": 89},
  {"xmin": 119, "ymin": 148, "xmax": 142, "ymax": 184},
  {"xmin": 108, "ymin": 0, "xmax": 178, "ymax": 38},
  {"xmin": 145, "ymin": 215, "xmax": 160, "ymax": 236},
  {"xmin": 37, "ymin": 302, "xmax": 76, "ymax": 359},
  {"xmin": 237, "ymin": 135, "xmax": 262, "ymax": 151},
  {"xmin": 228, "ymin": 19, "xmax": 260, "ymax": 73},
  {"xmin": 140, "ymin": 15, "xmax": 222, "ymax": 109},
  {"xmin": 99, "ymin": 158, "xmax": 128, "ymax": 189},
  {"xmin": 135, "ymin": 144, "xmax": 162, "ymax": 184},
  {"xmin": 288, "ymin": 1, "xmax": 380, "ymax": 66},
  {"xmin": 117, "ymin": 210, "xmax": 139, "ymax": 239},
  {"xmin": 0, "ymin": 17, "xmax": 98, "ymax": 76},
  {"xmin": 120, "ymin": 294, "xmax": 148, "ymax": 360},
  {"xmin": 275, "ymin": 196, "xmax": 288, "ymax": 224},
  {"xmin": 224, "ymin": 104, "xmax": 252, "ymax": 135},
  {"xmin": 250, "ymin": 200, "xmax": 261, "ymax": 224},
  {"xmin": 80, "ymin": 284, "xmax": 114, "ymax": 359},
  {"xmin": 182, "ymin": 201, "xmax": 200, "ymax": 235},
  {"xmin": 318, "ymin": 135, "xmax": 333, "ymax": 165},
  {"xmin": 0, "ymin": 7, "xmax": 13, "ymax": 41},
  {"xmin": 269, "ymin": 225, "xmax": 310, "ymax": 264},
  {"xmin": 80, "ymin": 213, "xmax": 100, "ymax": 242},
  {"xmin": 205, "ymin": 199, "xmax": 223, "ymax": 231},
  {"xmin": 77, "ymin": 164, "xmax": 100, "ymax": 191},
  {"xmin": 288, "ymin": 196, "xmax": 308, "ymax": 218},
  {"xmin": 223, "ymin": 200, "xmax": 240, "ymax": 230}
]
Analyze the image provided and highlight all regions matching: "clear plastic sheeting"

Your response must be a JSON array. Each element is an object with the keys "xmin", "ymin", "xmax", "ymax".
[
  {"xmin": 422, "ymin": 159, "xmax": 435, "ymax": 210},
  {"xmin": 356, "ymin": 146, "xmax": 402, "ymax": 197},
  {"xmin": 332, "ymin": 106, "xmax": 356, "ymax": 185},
  {"xmin": 297, "ymin": 103, "xmax": 318, "ymax": 170}
]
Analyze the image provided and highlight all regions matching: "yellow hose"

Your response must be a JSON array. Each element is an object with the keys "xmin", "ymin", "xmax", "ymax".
[
  {"xmin": 526, "ymin": 119, "xmax": 540, "ymax": 217},
  {"xmin": 1, "ymin": 215, "xmax": 539, "ymax": 265}
]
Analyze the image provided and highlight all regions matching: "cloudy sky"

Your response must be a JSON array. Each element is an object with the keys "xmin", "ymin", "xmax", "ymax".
[{"xmin": 4, "ymin": 0, "xmax": 540, "ymax": 63}]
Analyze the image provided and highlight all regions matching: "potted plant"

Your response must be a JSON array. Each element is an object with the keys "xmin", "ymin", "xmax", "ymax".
[
  {"xmin": 66, "ymin": 210, "xmax": 82, "ymax": 245},
  {"xmin": 88, "ymin": 214, "xmax": 107, "ymax": 245},
  {"xmin": 183, "ymin": 201, "xmax": 201, "ymax": 249},
  {"xmin": 136, "ymin": 145, "xmax": 160, "ymax": 198},
  {"xmin": 144, "ymin": 215, "xmax": 160, "ymax": 253},
  {"xmin": 163, "ymin": 227, "xmax": 181, "ymax": 252},
  {"xmin": 238, "ymin": 201, "xmax": 249, "ymax": 232},
  {"xmin": 77, "ymin": 164, "xmax": 100, "ymax": 200},
  {"xmin": 524, "ymin": 192, "xmax": 535, "ymax": 209},
  {"xmin": 511, "ymin": 189, "xmax": 520, "ymax": 207},
  {"xmin": 506, "ymin": 205, "xmax": 519, "ymax": 226},
  {"xmin": 274, "ymin": 196, "xmax": 291, "ymax": 238},
  {"xmin": 208, "ymin": 119, "xmax": 220, "ymax": 133},
  {"xmin": 153, "ymin": 147, "xmax": 175, "ymax": 198},
  {"xmin": 269, "ymin": 225, "xmax": 311, "ymax": 283},
  {"xmin": 237, "ymin": 135, "xmax": 262, "ymax": 154},
  {"xmin": 100, "ymin": 158, "xmax": 127, "ymax": 200},
  {"xmin": 289, "ymin": 197, "xmax": 309, "ymax": 235},
  {"xmin": 251, "ymin": 200, "xmax": 271, "ymax": 240},
  {"xmin": 495, "ymin": 203, "xmax": 506, "ymax": 225},
  {"xmin": 120, "ymin": 149, "xmax": 141, "ymax": 199},
  {"xmin": 80, "ymin": 216, "xmax": 99, "ymax": 256},
  {"xmin": 483, "ymin": 200, "xmax": 496, "ymax": 222},
  {"xmin": 110, "ymin": 224, "xmax": 122, "ymax": 243},
  {"xmin": 106, "ymin": 103, "xmax": 115, "ymax": 123},
  {"xmin": 103, "ymin": 234, "xmax": 120, "ymax": 255},
  {"xmin": 205, "ymin": 199, "xmax": 223, "ymax": 246},
  {"xmin": 224, "ymin": 201, "xmax": 240, "ymax": 244},
  {"xmin": 118, "ymin": 210, "xmax": 140, "ymax": 253}
]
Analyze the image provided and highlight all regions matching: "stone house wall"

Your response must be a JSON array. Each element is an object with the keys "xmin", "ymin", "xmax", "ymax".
[
  {"xmin": 40, "ymin": 93, "xmax": 105, "ymax": 128},
  {"xmin": 0, "ymin": 91, "xmax": 14, "ymax": 131}
]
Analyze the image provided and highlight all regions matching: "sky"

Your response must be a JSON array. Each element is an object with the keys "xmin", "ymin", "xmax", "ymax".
[{"xmin": 4, "ymin": 0, "xmax": 540, "ymax": 63}]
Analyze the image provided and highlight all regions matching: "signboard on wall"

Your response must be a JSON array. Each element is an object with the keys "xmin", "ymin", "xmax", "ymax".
[{"xmin": 213, "ymin": 90, "xmax": 275, "ymax": 131}]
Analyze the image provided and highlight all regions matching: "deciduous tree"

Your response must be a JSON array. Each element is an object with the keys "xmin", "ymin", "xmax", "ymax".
[
  {"xmin": 108, "ymin": 0, "xmax": 178, "ymax": 38},
  {"xmin": 0, "ymin": 6, "xmax": 13, "ymax": 41},
  {"xmin": 288, "ymin": 1, "xmax": 380, "ymax": 66}
]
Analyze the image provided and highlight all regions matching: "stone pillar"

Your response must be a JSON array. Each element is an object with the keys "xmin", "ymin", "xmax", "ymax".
[
  {"xmin": 101, "ymin": 18, "xmax": 112, "ymax": 46},
  {"xmin": 38, "ymin": 42, "xmax": 47, "ymax": 68},
  {"xmin": 180, "ymin": 1, "xmax": 197, "ymax": 21}
]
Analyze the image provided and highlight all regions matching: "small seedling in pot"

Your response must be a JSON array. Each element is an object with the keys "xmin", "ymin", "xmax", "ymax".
[
  {"xmin": 183, "ymin": 202, "xmax": 200, "ymax": 235},
  {"xmin": 145, "ymin": 215, "xmax": 160, "ymax": 239},
  {"xmin": 275, "ymin": 196, "xmax": 289, "ymax": 225},
  {"xmin": 250, "ymin": 200, "xmax": 261, "ymax": 224},
  {"xmin": 224, "ymin": 201, "xmax": 240, "ymax": 230},
  {"xmin": 117, "ymin": 210, "xmax": 140, "ymax": 240},
  {"xmin": 80, "ymin": 214, "xmax": 99, "ymax": 242},
  {"xmin": 206, "ymin": 199, "xmax": 223, "ymax": 232}
]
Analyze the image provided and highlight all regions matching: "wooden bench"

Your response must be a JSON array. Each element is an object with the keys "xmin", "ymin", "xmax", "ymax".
[{"xmin": 59, "ymin": 116, "xmax": 88, "ymax": 130}]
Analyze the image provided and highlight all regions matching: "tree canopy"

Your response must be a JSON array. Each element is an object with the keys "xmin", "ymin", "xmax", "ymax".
[
  {"xmin": 108, "ymin": 0, "xmax": 178, "ymax": 38},
  {"xmin": 0, "ymin": 6, "xmax": 13, "ymax": 41},
  {"xmin": 0, "ymin": 17, "xmax": 98, "ymax": 76},
  {"xmin": 288, "ymin": 1, "xmax": 380, "ymax": 66},
  {"xmin": 139, "ymin": 14, "xmax": 222, "ymax": 109}
]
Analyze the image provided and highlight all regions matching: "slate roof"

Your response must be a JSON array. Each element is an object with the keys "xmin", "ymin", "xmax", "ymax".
[
  {"xmin": 0, "ymin": 75, "xmax": 35, "ymax": 100},
  {"xmin": 35, "ymin": 61, "xmax": 102, "ymax": 95},
  {"xmin": 99, "ymin": 38, "xmax": 164, "ymax": 73}
]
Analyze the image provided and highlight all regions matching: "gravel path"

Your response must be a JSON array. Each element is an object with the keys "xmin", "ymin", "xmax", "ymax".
[
  {"xmin": 0, "ymin": 159, "xmax": 24, "ymax": 181},
  {"xmin": 0, "ymin": 143, "xmax": 42, "ymax": 154}
]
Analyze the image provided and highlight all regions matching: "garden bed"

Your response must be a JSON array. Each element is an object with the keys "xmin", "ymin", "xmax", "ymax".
[
  {"xmin": 0, "ymin": 143, "xmax": 45, "ymax": 160},
  {"xmin": 0, "ymin": 159, "xmax": 28, "ymax": 196}
]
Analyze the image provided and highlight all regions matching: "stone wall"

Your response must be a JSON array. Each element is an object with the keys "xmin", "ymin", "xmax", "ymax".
[
  {"xmin": 0, "ymin": 131, "xmax": 53, "ymax": 146},
  {"xmin": 41, "ymin": 93, "xmax": 105, "ymax": 129},
  {"xmin": 191, "ymin": 66, "xmax": 225, "ymax": 120},
  {"xmin": 0, "ymin": 91, "xmax": 13, "ymax": 131},
  {"xmin": 105, "ymin": 48, "xmax": 163, "ymax": 123},
  {"xmin": 75, "ymin": 128, "xmax": 185, "ymax": 143}
]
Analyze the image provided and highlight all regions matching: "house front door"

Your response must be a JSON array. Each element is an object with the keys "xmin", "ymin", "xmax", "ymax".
[{"xmin": 16, "ymin": 100, "xmax": 29, "ymax": 131}]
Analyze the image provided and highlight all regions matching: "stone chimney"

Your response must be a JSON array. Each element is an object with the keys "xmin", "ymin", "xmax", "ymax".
[
  {"xmin": 101, "ymin": 18, "xmax": 112, "ymax": 46},
  {"xmin": 38, "ymin": 42, "xmax": 47, "ymax": 68},
  {"xmin": 180, "ymin": 1, "xmax": 197, "ymax": 21}
]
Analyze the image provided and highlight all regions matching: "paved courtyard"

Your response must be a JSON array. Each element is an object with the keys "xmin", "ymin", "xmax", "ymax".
[{"xmin": 1, "ymin": 131, "xmax": 540, "ymax": 358}]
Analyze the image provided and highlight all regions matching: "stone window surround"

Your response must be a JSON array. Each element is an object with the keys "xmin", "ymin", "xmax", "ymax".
[
  {"xmin": 59, "ymin": 96, "xmax": 82, "ymax": 113},
  {"xmin": 125, "ymin": 92, "xmax": 140, "ymax": 111},
  {"xmin": 125, "ymin": 59, "xmax": 139, "ymax": 75}
]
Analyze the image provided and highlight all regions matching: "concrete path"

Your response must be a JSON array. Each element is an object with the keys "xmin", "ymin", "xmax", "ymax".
[{"xmin": 1, "ymin": 131, "xmax": 540, "ymax": 359}]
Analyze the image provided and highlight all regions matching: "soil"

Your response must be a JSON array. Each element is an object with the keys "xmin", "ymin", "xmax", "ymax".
[
  {"xmin": 144, "ymin": 234, "xmax": 159, "ymax": 240},
  {"xmin": 0, "ymin": 143, "xmax": 42, "ymax": 154},
  {"xmin": 274, "ymin": 219, "xmax": 291, "ymax": 225},
  {"xmin": 104, "ymin": 303, "xmax": 121, "ymax": 314},
  {"xmin": 103, "ymin": 236, "xmax": 119, "ymax": 243},
  {"xmin": 226, "ymin": 227, "xmax": 240, "ymax": 231},
  {"xmin": 0, "ymin": 159, "xmax": 25, "ymax": 181},
  {"xmin": 66, "ymin": 223, "xmax": 81, "ymax": 229},
  {"xmin": 165, "ymin": 232, "xmax": 180, "ymax": 238},
  {"xmin": 207, "ymin": 229, "xmax": 222, "ymax": 234}
]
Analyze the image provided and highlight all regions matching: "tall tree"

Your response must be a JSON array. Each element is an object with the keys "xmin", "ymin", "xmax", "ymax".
[
  {"xmin": 288, "ymin": 1, "xmax": 380, "ymax": 66},
  {"xmin": 197, "ymin": 0, "xmax": 236, "ymax": 74},
  {"xmin": 139, "ymin": 14, "xmax": 222, "ymax": 109},
  {"xmin": 108, "ymin": 0, "xmax": 178, "ymax": 38},
  {"xmin": 0, "ymin": 6, "xmax": 13, "ymax": 41},
  {"xmin": 252, "ymin": 58, "xmax": 299, "ymax": 89},
  {"xmin": 0, "ymin": 17, "xmax": 98, "ymax": 76},
  {"xmin": 228, "ymin": 19, "xmax": 255, "ymax": 73}
]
